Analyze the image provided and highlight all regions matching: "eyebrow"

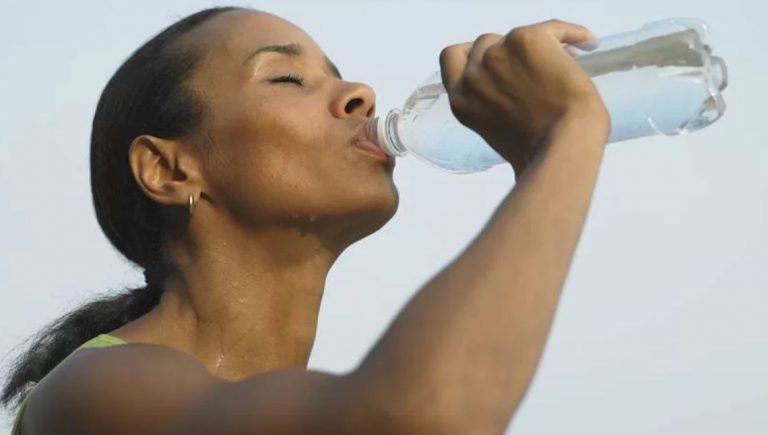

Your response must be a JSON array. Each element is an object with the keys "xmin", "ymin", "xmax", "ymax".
[{"xmin": 242, "ymin": 43, "xmax": 343, "ymax": 80}]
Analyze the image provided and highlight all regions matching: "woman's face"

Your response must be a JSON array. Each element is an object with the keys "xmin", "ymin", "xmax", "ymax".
[{"xmin": 185, "ymin": 10, "xmax": 398, "ymax": 245}]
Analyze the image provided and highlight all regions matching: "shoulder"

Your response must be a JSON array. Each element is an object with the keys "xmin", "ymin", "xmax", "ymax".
[
  {"xmin": 19, "ymin": 342, "xmax": 420, "ymax": 435},
  {"xmin": 23, "ymin": 342, "xmax": 221, "ymax": 435}
]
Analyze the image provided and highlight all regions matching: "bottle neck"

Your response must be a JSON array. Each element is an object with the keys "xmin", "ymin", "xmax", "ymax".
[{"xmin": 372, "ymin": 109, "xmax": 408, "ymax": 157}]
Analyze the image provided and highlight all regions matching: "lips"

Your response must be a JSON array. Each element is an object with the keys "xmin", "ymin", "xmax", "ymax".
[{"xmin": 351, "ymin": 124, "xmax": 394, "ymax": 166}]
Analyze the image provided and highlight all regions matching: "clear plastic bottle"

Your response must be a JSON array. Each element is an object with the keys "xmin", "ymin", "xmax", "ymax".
[{"xmin": 368, "ymin": 17, "xmax": 729, "ymax": 173}]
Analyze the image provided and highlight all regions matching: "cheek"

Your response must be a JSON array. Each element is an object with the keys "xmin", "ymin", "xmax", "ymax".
[
  {"xmin": 205, "ymin": 101, "xmax": 396, "ymax": 221},
  {"xmin": 212, "ymin": 145, "xmax": 397, "ymax": 224},
  {"xmin": 205, "ymin": 112, "xmax": 322, "ymax": 212}
]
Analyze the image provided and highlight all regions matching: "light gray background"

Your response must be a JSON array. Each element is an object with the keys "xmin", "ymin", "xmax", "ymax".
[{"xmin": 1, "ymin": 1, "xmax": 765, "ymax": 433}]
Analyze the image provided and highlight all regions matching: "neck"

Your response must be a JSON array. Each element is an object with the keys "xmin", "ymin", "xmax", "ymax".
[{"xmin": 115, "ymin": 216, "xmax": 343, "ymax": 381}]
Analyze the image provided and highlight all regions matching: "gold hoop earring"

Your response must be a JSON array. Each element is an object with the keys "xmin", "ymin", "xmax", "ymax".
[{"xmin": 188, "ymin": 193, "xmax": 196, "ymax": 216}]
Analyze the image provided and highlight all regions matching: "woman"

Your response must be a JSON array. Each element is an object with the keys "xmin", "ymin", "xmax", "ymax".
[{"xmin": 2, "ymin": 6, "xmax": 609, "ymax": 435}]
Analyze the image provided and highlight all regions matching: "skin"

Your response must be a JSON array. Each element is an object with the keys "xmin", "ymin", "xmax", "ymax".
[
  {"xmin": 22, "ymin": 11, "xmax": 610, "ymax": 435},
  {"xmin": 116, "ymin": 9, "xmax": 398, "ymax": 381}
]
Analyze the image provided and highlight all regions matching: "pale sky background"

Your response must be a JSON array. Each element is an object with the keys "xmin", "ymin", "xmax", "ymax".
[{"xmin": 1, "ymin": 0, "xmax": 765, "ymax": 434}]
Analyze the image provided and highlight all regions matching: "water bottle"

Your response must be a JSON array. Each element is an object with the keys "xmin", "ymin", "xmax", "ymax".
[{"xmin": 368, "ymin": 17, "xmax": 729, "ymax": 173}]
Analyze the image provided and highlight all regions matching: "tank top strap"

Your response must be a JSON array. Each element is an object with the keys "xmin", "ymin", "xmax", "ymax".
[{"xmin": 75, "ymin": 333, "xmax": 128, "ymax": 350}]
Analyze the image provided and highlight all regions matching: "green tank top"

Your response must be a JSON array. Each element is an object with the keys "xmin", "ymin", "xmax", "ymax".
[{"xmin": 10, "ymin": 334, "xmax": 127, "ymax": 435}]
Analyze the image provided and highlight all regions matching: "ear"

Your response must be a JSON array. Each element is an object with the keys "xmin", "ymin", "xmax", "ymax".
[{"xmin": 128, "ymin": 135, "xmax": 204, "ymax": 208}]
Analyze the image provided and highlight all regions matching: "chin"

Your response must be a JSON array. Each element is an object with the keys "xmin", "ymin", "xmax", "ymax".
[
  {"xmin": 333, "ymin": 186, "xmax": 399, "ymax": 248},
  {"xmin": 359, "ymin": 186, "xmax": 399, "ymax": 231}
]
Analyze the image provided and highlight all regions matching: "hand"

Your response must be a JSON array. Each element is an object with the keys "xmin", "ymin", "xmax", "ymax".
[{"xmin": 439, "ymin": 19, "xmax": 611, "ymax": 173}]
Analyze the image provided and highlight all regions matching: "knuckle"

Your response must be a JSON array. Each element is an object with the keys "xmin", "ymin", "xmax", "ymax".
[
  {"xmin": 440, "ymin": 42, "xmax": 472, "ymax": 66},
  {"xmin": 440, "ymin": 43, "xmax": 466, "ymax": 58},
  {"xmin": 447, "ymin": 93, "xmax": 469, "ymax": 115},
  {"xmin": 506, "ymin": 27, "xmax": 537, "ymax": 46},
  {"xmin": 507, "ymin": 26, "xmax": 525, "ymax": 39},
  {"xmin": 475, "ymin": 32, "xmax": 502, "ymax": 44},
  {"xmin": 439, "ymin": 45, "xmax": 456, "ymax": 61},
  {"xmin": 480, "ymin": 45, "xmax": 504, "ymax": 68},
  {"xmin": 462, "ymin": 67, "xmax": 484, "ymax": 89}
]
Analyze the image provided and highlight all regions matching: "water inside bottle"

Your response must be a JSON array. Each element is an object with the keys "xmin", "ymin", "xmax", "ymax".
[
  {"xmin": 397, "ymin": 78, "xmax": 505, "ymax": 172},
  {"xmin": 592, "ymin": 59, "xmax": 726, "ymax": 143},
  {"xmin": 572, "ymin": 27, "xmax": 727, "ymax": 142}
]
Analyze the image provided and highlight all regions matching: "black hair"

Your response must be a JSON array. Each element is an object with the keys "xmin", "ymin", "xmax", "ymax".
[{"xmin": 1, "ymin": 6, "xmax": 243, "ymax": 412}]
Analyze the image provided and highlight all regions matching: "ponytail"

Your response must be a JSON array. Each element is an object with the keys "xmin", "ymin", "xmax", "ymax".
[{"xmin": 1, "ymin": 284, "xmax": 162, "ymax": 409}]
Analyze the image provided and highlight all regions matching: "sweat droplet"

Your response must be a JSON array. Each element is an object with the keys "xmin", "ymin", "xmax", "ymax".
[{"xmin": 215, "ymin": 354, "xmax": 225, "ymax": 370}]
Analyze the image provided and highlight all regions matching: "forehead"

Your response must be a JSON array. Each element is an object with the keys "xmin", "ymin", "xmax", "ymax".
[{"xmin": 190, "ymin": 10, "xmax": 324, "ymax": 64}]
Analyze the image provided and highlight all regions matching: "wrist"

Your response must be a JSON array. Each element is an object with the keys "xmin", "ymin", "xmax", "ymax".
[
  {"xmin": 558, "ymin": 102, "xmax": 611, "ymax": 145},
  {"xmin": 511, "ymin": 110, "xmax": 608, "ymax": 177}
]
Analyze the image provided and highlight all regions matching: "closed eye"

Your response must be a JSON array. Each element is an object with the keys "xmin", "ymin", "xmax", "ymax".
[{"xmin": 268, "ymin": 74, "xmax": 305, "ymax": 86}]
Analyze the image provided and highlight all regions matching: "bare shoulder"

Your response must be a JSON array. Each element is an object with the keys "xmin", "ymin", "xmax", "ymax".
[
  {"xmin": 21, "ymin": 343, "xmax": 384, "ymax": 435},
  {"xmin": 24, "ymin": 342, "xmax": 220, "ymax": 435}
]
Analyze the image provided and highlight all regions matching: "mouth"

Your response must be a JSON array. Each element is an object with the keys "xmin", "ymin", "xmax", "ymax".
[{"xmin": 351, "ymin": 123, "xmax": 395, "ymax": 168}]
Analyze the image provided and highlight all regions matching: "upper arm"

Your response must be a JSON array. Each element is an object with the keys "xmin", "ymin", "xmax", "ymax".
[{"xmin": 23, "ymin": 344, "xmax": 418, "ymax": 435}]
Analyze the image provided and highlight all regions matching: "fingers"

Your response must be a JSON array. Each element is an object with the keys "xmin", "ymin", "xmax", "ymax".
[
  {"xmin": 467, "ymin": 33, "xmax": 503, "ymax": 68},
  {"xmin": 439, "ymin": 42, "xmax": 471, "ymax": 90},
  {"xmin": 439, "ymin": 33, "xmax": 503, "ymax": 91},
  {"xmin": 510, "ymin": 19, "xmax": 596, "ymax": 46},
  {"xmin": 439, "ymin": 20, "xmax": 596, "ymax": 91}
]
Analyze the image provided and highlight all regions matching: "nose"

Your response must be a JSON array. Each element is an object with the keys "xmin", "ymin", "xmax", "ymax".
[{"xmin": 330, "ymin": 81, "xmax": 376, "ymax": 119}]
